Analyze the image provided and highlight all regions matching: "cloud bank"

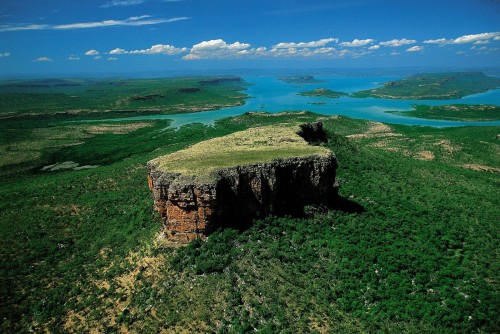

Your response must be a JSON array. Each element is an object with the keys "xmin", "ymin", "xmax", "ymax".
[{"xmin": 76, "ymin": 32, "xmax": 500, "ymax": 63}]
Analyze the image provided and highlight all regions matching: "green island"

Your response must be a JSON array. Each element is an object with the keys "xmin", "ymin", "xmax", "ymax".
[
  {"xmin": 0, "ymin": 76, "xmax": 248, "ymax": 117},
  {"xmin": 387, "ymin": 104, "xmax": 500, "ymax": 121},
  {"xmin": 1, "ymin": 98, "xmax": 499, "ymax": 332},
  {"xmin": 298, "ymin": 87, "xmax": 348, "ymax": 98},
  {"xmin": 278, "ymin": 75, "xmax": 324, "ymax": 84},
  {"xmin": 352, "ymin": 72, "xmax": 500, "ymax": 99}
]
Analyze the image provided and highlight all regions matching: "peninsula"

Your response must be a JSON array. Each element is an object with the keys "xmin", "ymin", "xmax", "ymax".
[
  {"xmin": 352, "ymin": 72, "xmax": 500, "ymax": 99},
  {"xmin": 387, "ymin": 104, "xmax": 500, "ymax": 121}
]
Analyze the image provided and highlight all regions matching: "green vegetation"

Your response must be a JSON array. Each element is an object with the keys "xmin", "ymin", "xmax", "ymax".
[
  {"xmin": 298, "ymin": 87, "xmax": 348, "ymax": 98},
  {"xmin": 1, "ymin": 107, "xmax": 499, "ymax": 332},
  {"xmin": 387, "ymin": 104, "xmax": 500, "ymax": 121},
  {"xmin": 0, "ymin": 76, "xmax": 248, "ymax": 117},
  {"xmin": 150, "ymin": 124, "xmax": 330, "ymax": 180},
  {"xmin": 353, "ymin": 72, "xmax": 500, "ymax": 99},
  {"xmin": 278, "ymin": 75, "xmax": 324, "ymax": 84}
]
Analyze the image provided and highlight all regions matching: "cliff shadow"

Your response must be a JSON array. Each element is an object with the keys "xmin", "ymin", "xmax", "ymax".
[
  {"xmin": 213, "ymin": 178, "xmax": 365, "ymax": 233},
  {"xmin": 324, "ymin": 194, "xmax": 366, "ymax": 214}
]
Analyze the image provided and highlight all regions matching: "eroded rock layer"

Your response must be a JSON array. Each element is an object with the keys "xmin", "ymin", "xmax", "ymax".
[{"xmin": 147, "ymin": 155, "xmax": 337, "ymax": 243}]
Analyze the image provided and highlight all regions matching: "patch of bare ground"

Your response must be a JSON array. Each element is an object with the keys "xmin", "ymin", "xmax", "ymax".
[
  {"xmin": 349, "ymin": 132, "xmax": 403, "ymax": 139},
  {"xmin": 369, "ymin": 140, "xmax": 401, "ymax": 151},
  {"xmin": 308, "ymin": 315, "xmax": 331, "ymax": 333},
  {"xmin": 461, "ymin": 164, "xmax": 500, "ymax": 173},
  {"xmin": 347, "ymin": 121, "xmax": 403, "ymax": 139},
  {"xmin": 63, "ymin": 311, "xmax": 96, "ymax": 333},
  {"xmin": 414, "ymin": 150, "xmax": 435, "ymax": 161},
  {"xmin": 158, "ymin": 322, "xmax": 212, "ymax": 334},
  {"xmin": 433, "ymin": 139, "xmax": 461, "ymax": 154},
  {"xmin": 317, "ymin": 116, "xmax": 340, "ymax": 121},
  {"xmin": 367, "ymin": 121, "xmax": 392, "ymax": 133},
  {"xmin": 85, "ymin": 122, "xmax": 152, "ymax": 135},
  {"xmin": 243, "ymin": 111, "xmax": 308, "ymax": 117},
  {"xmin": 62, "ymin": 238, "xmax": 168, "ymax": 333}
]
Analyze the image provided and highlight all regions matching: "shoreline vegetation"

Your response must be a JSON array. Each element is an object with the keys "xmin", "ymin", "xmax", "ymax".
[
  {"xmin": 386, "ymin": 104, "xmax": 500, "ymax": 122},
  {"xmin": 351, "ymin": 72, "xmax": 500, "ymax": 100},
  {"xmin": 2, "ymin": 72, "xmax": 499, "ymax": 123},
  {"xmin": 0, "ymin": 76, "xmax": 249, "ymax": 118},
  {"xmin": 293, "ymin": 72, "xmax": 499, "ymax": 106}
]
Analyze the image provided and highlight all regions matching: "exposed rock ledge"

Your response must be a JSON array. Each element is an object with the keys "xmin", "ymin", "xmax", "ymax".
[{"xmin": 147, "ymin": 123, "xmax": 337, "ymax": 243}]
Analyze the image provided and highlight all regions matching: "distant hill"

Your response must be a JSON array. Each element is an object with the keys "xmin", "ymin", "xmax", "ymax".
[
  {"xmin": 278, "ymin": 75, "xmax": 324, "ymax": 84},
  {"xmin": 352, "ymin": 72, "xmax": 500, "ymax": 99}
]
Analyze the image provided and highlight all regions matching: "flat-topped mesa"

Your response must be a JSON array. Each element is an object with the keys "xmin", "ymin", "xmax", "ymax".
[{"xmin": 147, "ymin": 122, "xmax": 338, "ymax": 243}]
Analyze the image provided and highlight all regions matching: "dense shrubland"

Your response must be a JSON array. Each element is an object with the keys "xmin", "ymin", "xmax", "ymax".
[{"xmin": 1, "ymin": 111, "xmax": 499, "ymax": 333}]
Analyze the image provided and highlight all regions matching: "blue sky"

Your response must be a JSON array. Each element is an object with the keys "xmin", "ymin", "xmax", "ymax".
[{"xmin": 0, "ymin": 0, "xmax": 499, "ymax": 75}]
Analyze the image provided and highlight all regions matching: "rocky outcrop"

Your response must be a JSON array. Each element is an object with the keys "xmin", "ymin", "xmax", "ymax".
[
  {"xmin": 297, "ymin": 122, "xmax": 329, "ymax": 143},
  {"xmin": 147, "ymin": 155, "xmax": 337, "ymax": 243}
]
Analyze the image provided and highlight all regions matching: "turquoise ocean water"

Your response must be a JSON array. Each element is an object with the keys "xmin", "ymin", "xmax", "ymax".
[{"xmin": 104, "ymin": 76, "xmax": 500, "ymax": 128}]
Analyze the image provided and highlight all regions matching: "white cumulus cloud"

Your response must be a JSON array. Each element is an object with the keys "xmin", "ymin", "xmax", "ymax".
[
  {"xmin": 33, "ymin": 57, "xmax": 52, "ymax": 62},
  {"xmin": 183, "ymin": 39, "xmax": 252, "ymax": 60},
  {"xmin": 266, "ymin": 38, "xmax": 346, "ymax": 58},
  {"xmin": 424, "ymin": 32, "xmax": 500, "ymax": 45},
  {"xmin": 272, "ymin": 38, "xmax": 338, "ymax": 49},
  {"xmin": 109, "ymin": 44, "xmax": 187, "ymax": 55},
  {"xmin": 423, "ymin": 38, "xmax": 448, "ymax": 45},
  {"xmin": 109, "ymin": 48, "xmax": 126, "ymax": 54},
  {"xmin": 269, "ymin": 46, "xmax": 338, "ymax": 58},
  {"xmin": 181, "ymin": 38, "xmax": 373, "ymax": 60},
  {"xmin": 380, "ymin": 38, "xmax": 416, "ymax": 47},
  {"xmin": 453, "ymin": 32, "xmax": 498, "ymax": 44},
  {"xmin": 68, "ymin": 55, "xmax": 80, "ymax": 60},
  {"xmin": 406, "ymin": 45, "xmax": 424, "ymax": 52},
  {"xmin": 108, "ymin": 57, "xmax": 118, "ymax": 61},
  {"xmin": 338, "ymin": 39, "xmax": 374, "ymax": 47},
  {"xmin": 85, "ymin": 49, "xmax": 99, "ymax": 56},
  {"xmin": 368, "ymin": 45, "xmax": 380, "ymax": 50}
]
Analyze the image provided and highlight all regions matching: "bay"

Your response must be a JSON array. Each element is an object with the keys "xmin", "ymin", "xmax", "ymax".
[{"xmin": 101, "ymin": 76, "xmax": 500, "ymax": 128}]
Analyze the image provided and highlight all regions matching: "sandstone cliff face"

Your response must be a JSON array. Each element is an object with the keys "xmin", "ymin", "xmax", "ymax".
[{"xmin": 147, "ymin": 155, "xmax": 337, "ymax": 243}]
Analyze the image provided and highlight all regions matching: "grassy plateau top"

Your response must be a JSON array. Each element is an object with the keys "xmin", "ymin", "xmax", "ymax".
[{"xmin": 149, "ymin": 124, "xmax": 331, "ymax": 178}]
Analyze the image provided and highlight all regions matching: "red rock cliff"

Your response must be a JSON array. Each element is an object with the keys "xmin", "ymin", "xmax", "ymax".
[{"xmin": 147, "ymin": 155, "xmax": 337, "ymax": 243}]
